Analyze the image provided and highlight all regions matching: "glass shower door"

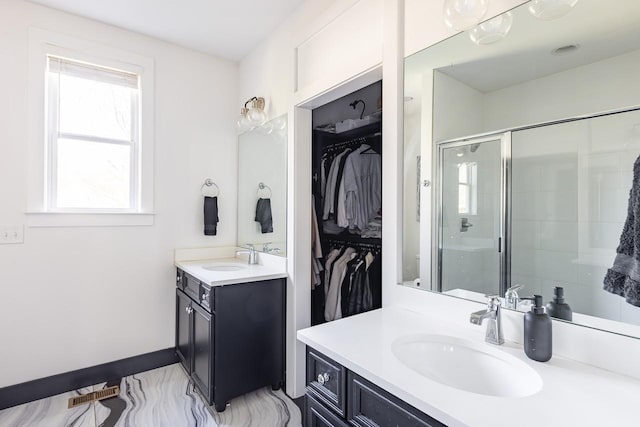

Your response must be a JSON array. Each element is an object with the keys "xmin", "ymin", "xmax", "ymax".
[{"xmin": 437, "ymin": 136, "xmax": 505, "ymax": 299}]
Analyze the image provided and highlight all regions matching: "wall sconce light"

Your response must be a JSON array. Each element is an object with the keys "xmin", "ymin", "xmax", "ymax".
[
  {"xmin": 236, "ymin": 97, "xmax": 267, "ymax": 132},
  {"xmin": 469, "ymin": 11, "xmax": 513, "ymax": 45},
  {"xmin": 528, "ymin": 0, "xmax": 579, "ymax": 20},
  {"xmin": 443, "ymin": 0, "xmax": 489, "ymax": 31}
]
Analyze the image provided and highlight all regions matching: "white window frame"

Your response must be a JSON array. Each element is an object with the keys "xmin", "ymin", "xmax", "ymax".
[
  {"xmin": 46, "ymin": 56, "xmax": 141, "ymax": 213},
  {"xmin": 27, "ymin": 29, "xmax": 155, "ymax": 227},
  {"xmin": 457, "ymin": 161, "xmax": 477, "ymax": 216}
]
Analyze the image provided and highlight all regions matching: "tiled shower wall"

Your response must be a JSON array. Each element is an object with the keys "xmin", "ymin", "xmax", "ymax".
[{"xmin": 511, "ymin": 109, "xmax": 640, "ymax": 325}]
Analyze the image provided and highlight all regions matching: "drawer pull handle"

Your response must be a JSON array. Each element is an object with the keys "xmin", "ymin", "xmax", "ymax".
[{"xmin": 317, "ymin": 373, "xmax": 330, "ymax": 385}]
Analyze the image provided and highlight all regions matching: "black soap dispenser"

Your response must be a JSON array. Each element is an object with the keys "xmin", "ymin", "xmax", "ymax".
[
  {"xmin": 522, "ymin": 295, "xmax": 552, "ymax": 362},
  {"xmin": 546, "ymin": 286, "xmax": 572, "ymax": 321}
]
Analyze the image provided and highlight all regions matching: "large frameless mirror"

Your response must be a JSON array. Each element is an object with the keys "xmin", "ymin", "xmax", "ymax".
[
  {"xmin": 237, "ymin": 115, "xmax": 287, "ymax": 256},
  {"xmin": 403, "ymin": 0, "xmax": 640, "ymax": 337}
]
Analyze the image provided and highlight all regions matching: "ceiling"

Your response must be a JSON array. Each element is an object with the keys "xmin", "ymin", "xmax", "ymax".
[{"xmin": 27, "ymin": 0, "xmax": 305, "ymax": 61}]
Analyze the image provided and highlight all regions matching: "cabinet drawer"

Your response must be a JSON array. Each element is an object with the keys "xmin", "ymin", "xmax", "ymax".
[
  {"xmin": 306, "ymin": 348, "xmax": 346, "ymax": 417},
  {"xmin": 199, "ymin": 283, "xmax": 213, "ymax": 311},
  {"xmin": 348, "ymin": 372, "xmax": 446, "ymax": 427},
  {"xmin": 182, "ymin": 272, "xmax": 201, "ymax": 302},
  {"xmin": 306, "ymin": 394, "xmax": 349, "ymax": 427}
]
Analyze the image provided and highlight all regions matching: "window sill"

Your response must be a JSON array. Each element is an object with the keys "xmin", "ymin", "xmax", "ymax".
[{"xmin": 25, "ymin": 212, "xmax": 155, "ymax": 227}]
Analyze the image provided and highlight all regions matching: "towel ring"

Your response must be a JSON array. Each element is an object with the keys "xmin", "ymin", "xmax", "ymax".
[
  {"xmin": 257, "ymin": 182, "xmax": 272, "ymax": 198},
  {"xmin": 201, "ymin": 179, "xmax": 219, "ymax": 197}
]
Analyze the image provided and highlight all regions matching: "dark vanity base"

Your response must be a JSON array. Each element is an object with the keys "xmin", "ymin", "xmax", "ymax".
[
  {"xmin": 176, "ymin": 269, "xmax": 286, "ymax": 412},
  {"xmin": 304, "ymin": 347, "xmax": 446, "ymax": 427}
]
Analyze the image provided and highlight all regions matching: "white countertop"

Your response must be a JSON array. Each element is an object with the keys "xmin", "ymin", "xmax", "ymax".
[
  {"xmin": 175, "ymin": 254, "xmax": 287, "ymax": 287},
  {"xmin": 297, "ymin": 307, "xmax": 640, "ymax": 427}
]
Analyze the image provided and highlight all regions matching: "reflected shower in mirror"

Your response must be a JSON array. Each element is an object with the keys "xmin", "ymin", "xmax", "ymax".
[
  {"xmin": 237, "ymin": 115, "xmax": 287, "ymax": 256},
  {"xmin": 403, "ymin": 0, "xmax": 640, "ymax": 337}
]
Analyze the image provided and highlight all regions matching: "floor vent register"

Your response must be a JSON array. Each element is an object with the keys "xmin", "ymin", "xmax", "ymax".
[{"xmin": 67, "ymin": 386, "xmax": 120, "ymax": 408}]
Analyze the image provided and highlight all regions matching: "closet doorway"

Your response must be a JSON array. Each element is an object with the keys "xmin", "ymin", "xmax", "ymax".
[{"xmin": 310, "ymin": 81, "xmax": 383, "ymax": 326}]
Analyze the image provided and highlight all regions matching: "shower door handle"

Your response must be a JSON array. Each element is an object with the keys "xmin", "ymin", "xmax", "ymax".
[{"xmin": 460, "ymin": 217, "xmax": 473, "ymax": 232}]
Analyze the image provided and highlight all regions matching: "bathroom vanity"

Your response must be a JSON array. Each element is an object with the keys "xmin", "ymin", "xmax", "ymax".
[
  {"xmin": 175, "ymin": 252, "xmax": 287, "ymax": 411},
  {"xmin": 298, "ymin": 307, "xmax": 640, "ymax": 427},
  {"xmin": 305, "ymin": 346, "xmax": 444, "ymax": 427}
]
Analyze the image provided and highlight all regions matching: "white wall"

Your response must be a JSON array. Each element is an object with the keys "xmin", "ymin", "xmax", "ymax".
[
  {"xmin": 433, "ymin": 71, "xmax": 484, "ymax": 142},
  {"xmin": 0, "ymin": 0, "xmax": 238, "ymax": 388},
  {"xmin": 483, "ymin": 49, "xmax": 640, "ymax": 132}
]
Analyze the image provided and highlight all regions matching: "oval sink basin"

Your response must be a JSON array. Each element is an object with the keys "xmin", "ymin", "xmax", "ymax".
[
  {"xmin": 392, "ymin": 334, "xmax": 542, "ymax": 398},
  {"xmin": 202, "ymin": 264, "xmax": 246, "ymax": 272}
]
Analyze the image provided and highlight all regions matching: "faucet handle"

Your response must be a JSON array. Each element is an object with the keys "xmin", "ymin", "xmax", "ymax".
[
  {"xmin": 506, "ymin": 284, "xmax": 524, "ymax": 293},
  {"xmin": 485, "ymin": 295, "xmax": 502, "ymax": 310},
  {"xmin": 505, "ymin": 284, "xmax": 524, "ymax": 309}
]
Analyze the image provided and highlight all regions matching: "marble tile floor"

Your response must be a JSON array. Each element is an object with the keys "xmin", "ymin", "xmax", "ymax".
[{"xmin": 0, "ymin": 364, "xmax": 302, "ymax": 427}]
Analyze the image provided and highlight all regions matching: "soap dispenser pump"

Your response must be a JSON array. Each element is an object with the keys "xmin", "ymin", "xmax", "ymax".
[
  {"xmin": 521, "ymin": 295, "xmax": 552, "ymax": 362},
  {"xmin": 546, "ymin": 286, "xmax": 572, "ymax": 321}
]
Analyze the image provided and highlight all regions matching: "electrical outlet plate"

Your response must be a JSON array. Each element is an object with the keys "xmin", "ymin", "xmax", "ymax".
[{"xmin": 0, "ymin": 225, "xmax": 24, "ymax": 244}]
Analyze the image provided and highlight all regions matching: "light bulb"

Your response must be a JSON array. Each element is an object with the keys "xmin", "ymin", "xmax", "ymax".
[
  {"xmin": 270, "ymin": 117, "xmax": 287, "ymax": 131},
  {"xmin": 236, "ymin": 108, "xmax": 253, "ymax": 133},
  {"xmin": 256, "ymin": 121, "xmax": 274, "ymax": 135},
  {"xmin": 443, "ymin": 0, "xmax": 489, "ymax": 31},
  {"xmin": 247, "ymin": 106, "xmax": 267, "ymax": 126},
  {"xmin": 528, "ymin": 0, "xmax": 579, "ymax": 20},
  {"xmin": 469, "ymin": 12, "xmax": 513, "ymax": 45}
]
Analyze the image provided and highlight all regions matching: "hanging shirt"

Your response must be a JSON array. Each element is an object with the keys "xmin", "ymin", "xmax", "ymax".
[
  {"xmin": 322, "ymin": 149, "xmax": 351, "ymax": 220},
  {"xmin": 337, "ymin": 145, "xmax": 382, "ymax": 231},
  {"xmin": 325, "ymin": 248, "xmax": 356, "ymax": 321},
  {"xmin": 311, "ymin": 199, "xmax": 324, "ymax": 289},
  {"xmin": 323, "ymin": 248, "xmax": 342, "ymax": 298}
]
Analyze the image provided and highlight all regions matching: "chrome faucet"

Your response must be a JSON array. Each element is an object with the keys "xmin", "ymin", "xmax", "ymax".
[
  {"xmin": 262, "ymin": 242, "xmax": 281, "ymax": 254},
  {"xmin": 470, "ymin": 296, "xmax": 504, "ymax": 345},
  {"xmin": 236, "ymin": 244, "xmax": 258, "ymax": 265},
  {"xmin": 505, "ymin": 284, "xmax": 524, "ymax": 309}
]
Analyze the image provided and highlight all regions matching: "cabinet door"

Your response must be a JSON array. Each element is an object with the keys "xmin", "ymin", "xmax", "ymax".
[
  {"xmin": 192, "ymin": 301, "xmax": 213, "ymax": 404},
  {"xmin": 348, "ymin": 372, "xmax": 446, "ymax": 427},
  {"xmin": 306, "ymin": 394, "xmax": 349, "ymax": 427},
  {"xmin": 175, "ymin": 289, "xmax": 192, "ymax": 374}
]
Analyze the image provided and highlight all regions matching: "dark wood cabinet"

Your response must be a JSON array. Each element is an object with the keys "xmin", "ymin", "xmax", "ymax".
[
  {"xmin": 306, "ymin": 348, "xmax": 347, "ymax": 417},
  {"xmin": 175, "ymin": 269, "xmax": 285, "ymax": 412},
  {"xmin": 348, "ymin": 372, "xmax": 445, "ymax": 427},
  {"xmin": 191, "ymin": 301, "xmax": 213, "ymax": 404},
  {"xmin": 307, "ymin": 394, "xmax": 350, "ymax": 427},
  {"xmin": 175, "ymin": 289, "xmax": 192, "ymax": 373},
  {"xmin": 305, "ymin": 347, "xmax": 447, "ymax": 427}
]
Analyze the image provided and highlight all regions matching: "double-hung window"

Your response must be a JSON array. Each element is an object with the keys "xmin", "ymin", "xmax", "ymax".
[
  {"xmin": 46, "ymin": 56, "xmax": 140, "ymax": 212},
  {"xmin": 457, "ymin": 161, "xmax": 477, "ymax": 215}
]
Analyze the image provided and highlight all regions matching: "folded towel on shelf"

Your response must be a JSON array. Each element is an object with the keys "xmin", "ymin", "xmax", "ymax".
[
  {"xmin": 255, "ymin": 198, "xmax": 273, "ymax": 234},
  {"xmin": 204, "ymin": 196, "xmax": 219, "ymax": 236},
  {"xmin": 604, "ymin": 154, "xmax": 640, "ymax": 306}
]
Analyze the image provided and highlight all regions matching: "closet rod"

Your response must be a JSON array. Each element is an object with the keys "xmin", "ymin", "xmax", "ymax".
[
  {"xmin": 323, "ymin": 133, "xmax": 382, "ymax": 153},
  {"xmin": 325, "ymin": 239, "xmax": 382, "ymax": 249}
]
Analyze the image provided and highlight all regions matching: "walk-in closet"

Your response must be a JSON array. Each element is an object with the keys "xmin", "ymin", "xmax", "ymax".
[{"xmin": 310, "ymin": 81, "xmax": 383, "ymax": 326}]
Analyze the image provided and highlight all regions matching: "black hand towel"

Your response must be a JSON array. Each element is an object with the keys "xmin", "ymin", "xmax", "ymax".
[
  {"xmin": 204, "ymin": 196, "xmax": 219, "ymax": 236},
  {"xmin": 255, "ymin": 198, "xmax": 273, "ymax": 234},
  {"xmin": 604, "ymin": 154, "xmax": 640, "ymax": 306}
]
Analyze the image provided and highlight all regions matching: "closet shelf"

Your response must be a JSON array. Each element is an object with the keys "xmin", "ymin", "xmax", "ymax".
[{"xmin": 314, "ymin": 121, "xmax": 381, "ymax": 141}]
